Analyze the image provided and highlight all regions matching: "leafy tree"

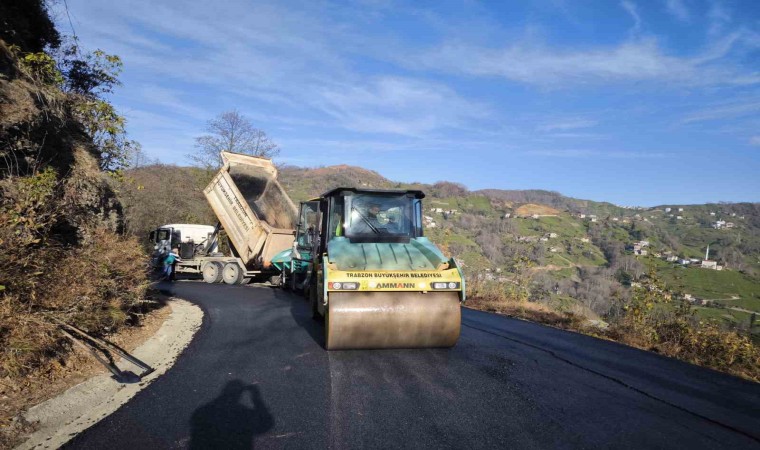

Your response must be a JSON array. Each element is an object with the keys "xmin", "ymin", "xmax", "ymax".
[
  {"xmin": 57, "ymin": 44, "xmax": 140, "ymax": 172},
  {"xmin": 189, "ymin": 110, "xmax": 280, "ymax": 170}
]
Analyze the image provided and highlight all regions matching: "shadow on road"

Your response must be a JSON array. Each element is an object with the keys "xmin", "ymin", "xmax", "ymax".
[
  {"xmin": 272, "ymin": 287, "xmax": 327, "ymax": 349},
  {"xmin": 189, "ymin": 380, "xmax": 274, "ymax": 449}
]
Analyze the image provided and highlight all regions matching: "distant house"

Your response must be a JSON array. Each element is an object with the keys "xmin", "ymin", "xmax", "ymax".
[
  {"xmin": 731, "ymin": 213, "xmax": 736, "ymax": 217},
  {"xmin": 665, "ymin": 207, "xmax": 672, "ymax": 213},
  {"xmin": 679, "ymin": 259, "xmax": 691, "ymax": 265},
  {"xmin": 701, "ymin": 260, "xmax": 718, "ymax": 270},
  {"xmin": 678, "ymin": 208, "xmax": 684, "ymax": 212},
  {"xmin": 713, "ymin": 220, "xmax": 726, "ymax": 229},
  {"xmin": 549, "ymin": 247, "xmax": 559, "ymax": 253},
  {"xmin": 432, "ymin": 208, "xmax": 444, "ymax": 213},
  {"xmin": 539, "ymin": 237, "xmax": 549, "ymax": 242},
  {"xmin": 580, "ymin": 237, "xmax": 590, "ymax": 243},
  {"xmin": 725, "ymin": 222, "xmax": 735, "ymax": 228},
  {"xmin": 666, "ymin": 255, "xmax": 678, "ymax": 262},
  {"xmin": 579, "ymin": 214, "xmax": 586, "ymax": 219},
  {"xmin": 709, "ymin": 212, "xmax": 716, "ymax": 216},
  {"xmin": 502, "ymin": 213, "xmax": 511, "ymax": 219},
  {"xmin": 676, "ymin": 216, "xmax": 683, "ymax": 220},
  {"xmin": 689, "ymin": 258, "xmax": 701, "ymax": 264},
  {"xmin": 612, "ymin": 217, "xmax": 619, "ymax": 222},
  {"xmin": 548, "ymin": 232, "xmax": 558, "ymax": 238},
  {"xmin": 590, "ymin": 217, "xmax": 598, "ymax": 223}
]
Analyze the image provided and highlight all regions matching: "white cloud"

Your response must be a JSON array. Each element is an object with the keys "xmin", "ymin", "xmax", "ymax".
[
  {"xmin": 621, "ymin": 1, "xmax": 642, "ymax": 34},
  {"xmin": 665, "ymin": 0, "xmax": 690, "ymax": 22},
  {"xmin": 312, "ymin": 77, "xmax": 490, "ymax": 136},
  {"xmin": 537, "ymin": 118, "xmax": 598, "ymax": 132},
  {"xmin": 529, "ymin": 149, "xmax": 672, "ymax": 159},
  {"xmin": 681, "ymin": 101, "xmax": 760, "ymax": 124},
  {"xmin": 408, "ymin": 14, "xmax": 760, "ymax": 89},
  {"xmin": 707, "ymin": 2, "xmax": 731, "ymax": 36}
]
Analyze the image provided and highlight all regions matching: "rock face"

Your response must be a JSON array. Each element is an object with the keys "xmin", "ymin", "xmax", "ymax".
[{"xmin": 0, "ymin": 40, "xmax": 123, "ymax": 244}]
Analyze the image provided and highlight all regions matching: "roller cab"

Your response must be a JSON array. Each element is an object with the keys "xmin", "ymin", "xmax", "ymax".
[{"xmin": 287, "ymin": 188, "xmax": 465, "ymax": 350}]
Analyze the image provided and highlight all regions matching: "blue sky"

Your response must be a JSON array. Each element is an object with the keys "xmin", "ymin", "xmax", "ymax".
[{"xmin": 55, "ymin": 0, "xmax": 759, "ymax": 206}]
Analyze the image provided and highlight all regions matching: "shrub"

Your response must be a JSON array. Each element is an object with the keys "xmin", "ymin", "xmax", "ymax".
[{"xmin": 0, "ymin": 170, "xmax": 150, "ymax": 378}]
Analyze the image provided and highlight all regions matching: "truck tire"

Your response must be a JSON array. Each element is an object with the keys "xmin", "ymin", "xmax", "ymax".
[
  {"xmin": 202, "ymin": 262, "xmax": 223, "ymax": 284},
  {"xmin": 223, "ymin": 262, "xmax": 245, "ymax": 285}
]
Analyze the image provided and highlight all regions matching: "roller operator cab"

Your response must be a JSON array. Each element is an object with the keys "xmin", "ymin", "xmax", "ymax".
[{"xmin": 273, "ymin": 188, "xmax": 465, "ymax": 350}]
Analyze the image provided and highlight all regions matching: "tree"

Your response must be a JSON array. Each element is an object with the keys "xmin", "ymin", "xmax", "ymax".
[{"xmin": 189, "ymin": 110, "xmax": 279, "ymax": 170}]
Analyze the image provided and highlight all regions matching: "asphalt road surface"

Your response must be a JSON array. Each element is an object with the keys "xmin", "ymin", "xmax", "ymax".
[{"xmin": 66, "ymin": 281, "xmax": 760, "ymax": 449}]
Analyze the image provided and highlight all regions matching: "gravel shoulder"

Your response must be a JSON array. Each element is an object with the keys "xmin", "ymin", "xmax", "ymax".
[{"xmin": 13, "ymin": 297, "xmax": 202, "ymax": 450}]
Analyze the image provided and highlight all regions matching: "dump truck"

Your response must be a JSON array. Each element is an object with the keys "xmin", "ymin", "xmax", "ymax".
[
  {"xmin": 148, "ymin": 151, "xmax": 297, "ymax": 284},
  {"xmin": 271, "ymin": 187, "xmax": 465, "ymax": 350}
]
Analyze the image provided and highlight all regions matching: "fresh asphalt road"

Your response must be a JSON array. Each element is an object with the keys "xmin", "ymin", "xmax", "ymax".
[{"xmin": 67, "ymin": 281, "xmax": 760, "ymax": 449}]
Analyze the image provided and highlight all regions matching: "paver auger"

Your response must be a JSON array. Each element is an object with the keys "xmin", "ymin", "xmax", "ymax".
[{"xmin": 272, "ymin": 188, "xmax": 465, "ymax": 350}]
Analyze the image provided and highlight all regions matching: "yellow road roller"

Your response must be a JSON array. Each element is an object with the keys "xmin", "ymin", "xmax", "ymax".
[{"xmin": 273, "ymin": 188, "xmax": 465, "ymax": 350}]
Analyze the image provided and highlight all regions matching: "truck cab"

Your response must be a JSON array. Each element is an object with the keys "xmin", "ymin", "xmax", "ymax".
[{"xmin": 149, "ymin": 224, "xmax": 218, "ymax": 266}]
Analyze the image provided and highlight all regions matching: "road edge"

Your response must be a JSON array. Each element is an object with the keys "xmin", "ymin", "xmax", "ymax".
[{"xmin": 16, "ymin": 298, "xmax": 203, "ymax": 450}]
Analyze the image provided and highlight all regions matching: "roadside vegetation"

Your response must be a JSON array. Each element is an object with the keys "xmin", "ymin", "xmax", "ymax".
[{"xmin": 0, "ymin": 2, "xmax": 152, "ymax": 442}]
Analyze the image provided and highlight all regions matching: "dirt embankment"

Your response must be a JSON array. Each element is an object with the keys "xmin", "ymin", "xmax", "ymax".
[
  {"xmin": 515, "ymin": 203, "xmax": 560, "ymax": 217},
  {"xmin": 0, "ymin": 34, "xmax": 152, "ymax": 447}
]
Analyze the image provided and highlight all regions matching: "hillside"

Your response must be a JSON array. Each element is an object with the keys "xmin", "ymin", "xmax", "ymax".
[{"xmin": 124, "ymin": 162, "xmax": 760, "ymax": 341}]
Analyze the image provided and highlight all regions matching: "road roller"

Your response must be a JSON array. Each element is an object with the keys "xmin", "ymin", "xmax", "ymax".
[{"xmin": 271, "ymin": 188, "xmax": 465, "ymax": 350}]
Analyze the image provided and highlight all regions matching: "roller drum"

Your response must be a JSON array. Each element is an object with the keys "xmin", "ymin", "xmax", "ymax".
[{"xmin": 326, "ymin": 291, "xmax": 461, "ymax": 350}]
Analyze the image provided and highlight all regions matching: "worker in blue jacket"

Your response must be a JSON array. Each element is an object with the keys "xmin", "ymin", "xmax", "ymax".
[{"xmin": 163, "ymin": 248, "xmax": 182, "ymax": 281}]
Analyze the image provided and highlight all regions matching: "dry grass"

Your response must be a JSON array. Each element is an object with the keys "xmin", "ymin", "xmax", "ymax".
[
  {"xmin": 608, "ymin": 314, "xmax": 760, "ymax": 382},
  {"xmin": 466, "ymin": 277, "xmax": 586, "ymax": 331},
  {"xmin": 515, "ymin": 203, "xmax": 560, "ymax": 217},
  {"xmin": 0, "ymin": 170, "xmax": 151, "ymax": 381},
  {"xmin": 466, "ymin": 276, "xmax": 760, "ymax": 382}
]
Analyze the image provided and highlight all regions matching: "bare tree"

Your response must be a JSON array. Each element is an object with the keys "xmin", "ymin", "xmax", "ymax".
[{"xmin": 189, "ymin": 110, "xmax": 280, "ymax": 170}]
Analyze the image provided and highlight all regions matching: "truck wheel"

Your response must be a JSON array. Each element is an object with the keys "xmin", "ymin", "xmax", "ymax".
[
  {"xmin": 202, "ymin": 262, "xmax": 223, "ymax": 283},
  {"xmin": 223, "ymin": 262, "xmax": 245, "ymax": 285}
]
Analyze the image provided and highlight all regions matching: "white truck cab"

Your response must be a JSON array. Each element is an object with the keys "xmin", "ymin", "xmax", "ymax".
[{"xmin": 149, "ymin": 224, "xmax": 218, "ymax": 263}]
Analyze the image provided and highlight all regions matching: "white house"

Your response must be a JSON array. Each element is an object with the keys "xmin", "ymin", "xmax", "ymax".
[{"xmin": 701, "ymin": 260, "xmax": 718, "ymax": 270}]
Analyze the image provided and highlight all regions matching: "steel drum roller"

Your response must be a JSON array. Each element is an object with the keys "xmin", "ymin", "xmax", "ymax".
[{"xmin": 326, "ymin": 291, "xmax": 461, "ymax": 350}]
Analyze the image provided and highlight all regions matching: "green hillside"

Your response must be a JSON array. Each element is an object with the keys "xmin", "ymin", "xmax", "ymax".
[{"xmin": 124, "ymin": 163, "xmax": 760, "ymax": 339}]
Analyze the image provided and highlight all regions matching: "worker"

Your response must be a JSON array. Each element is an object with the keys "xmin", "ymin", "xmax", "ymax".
[
  {"xmin": 367, "ymin": 203, "xmax": 382, "ymax": 226},
  {"xmin": 163, "ymin": 248, "xmax": 181, "ymax": 281}
]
